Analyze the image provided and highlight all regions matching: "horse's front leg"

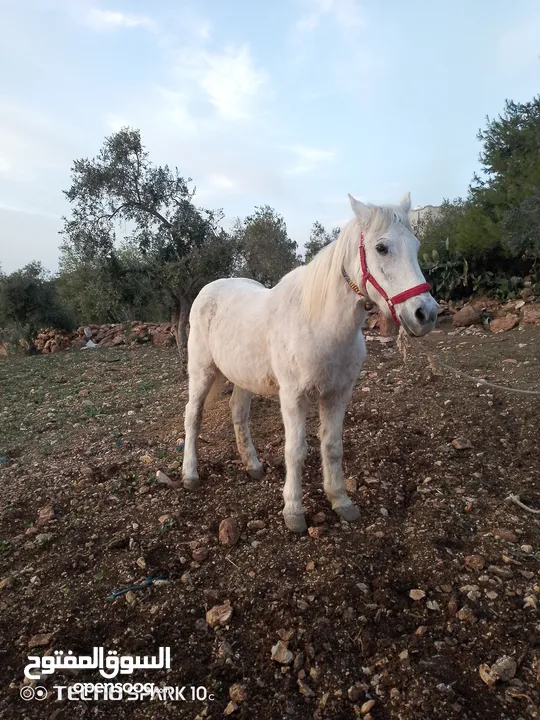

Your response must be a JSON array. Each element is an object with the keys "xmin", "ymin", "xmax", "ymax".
[
  {"xmin": 280, "ymin": 390, "xmax": 309, "ymax": 533},
  {"xmin": 319, "ymin": 390, "xmax": 360, "ymax": 523}
]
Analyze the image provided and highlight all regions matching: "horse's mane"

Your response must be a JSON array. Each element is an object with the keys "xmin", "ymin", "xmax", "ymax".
[{"xmin": 300, "ymin": 204, "xmax": 410, "ymax": 323}]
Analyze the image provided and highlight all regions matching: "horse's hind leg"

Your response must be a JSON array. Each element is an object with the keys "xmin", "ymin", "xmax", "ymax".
[
  {"xmin": 182, "ymin": 365, "xmax": 217, "ymax": 490},
  {"xmin": 229, "ymin": 386, "xmax": 264, "ymax": 480}
]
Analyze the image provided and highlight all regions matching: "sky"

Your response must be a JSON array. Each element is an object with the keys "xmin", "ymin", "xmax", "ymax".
[{"xmin": 0, "ymin": 0, "xmax": 539, "ymax": 274}]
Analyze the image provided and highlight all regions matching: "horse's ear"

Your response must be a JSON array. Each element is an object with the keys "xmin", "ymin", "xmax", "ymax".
[
  {"xmin": 348, "ymin": 194, "xmax": 371, "ymax": 221},
  {"xmin": 399, "ymin": 191, "xmax": 411, "ymax": 214}
]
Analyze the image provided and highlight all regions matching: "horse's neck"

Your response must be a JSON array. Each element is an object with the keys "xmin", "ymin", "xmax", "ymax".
[{"xmin": 312, "ymin": 278, "xmax": 367, "ymax": 341}]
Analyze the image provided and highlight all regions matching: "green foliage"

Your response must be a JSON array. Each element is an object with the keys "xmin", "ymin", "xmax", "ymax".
[
  {"xmin": 421, "ymin": 239, "xmax": 469, "ymax": 301},
  {"xmin": 0, "ymin": 262, "xmax": 74, "ymax": 345},
  {"xmin": 474, "ymin": 97, "xmax": 540, "ymax": 209},
  {"xmin": 60, "ymin": 127, "xmax": 239, "ymax": 346},
  {"xmin": 501, "ymin": 190, "xmax": 540, "ymax": 262},
  {"xmin": 57, "ymin": 245, "xmax": 163, "ymax": 324},
  {"xmin": 417, "ymin": 95, "xmax": 540, "ymax": 301},
  {"xmin": 304, "ymin": 221, "xmax": 340, "ymax": 263},
  {"xmin": 233, "ymin": 205, "xmax": 300, "ymax": 287}
]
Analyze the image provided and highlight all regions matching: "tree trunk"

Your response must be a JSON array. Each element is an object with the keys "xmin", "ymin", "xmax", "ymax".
[{"xmin": 172, "ymin": 298, "xmax": 190, "ymax": 376}]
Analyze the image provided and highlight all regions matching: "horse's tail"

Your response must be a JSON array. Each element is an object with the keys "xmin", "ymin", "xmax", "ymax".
[{"xmin": 204, "ymin": 369, "xmax": 225, "ymax": 410}]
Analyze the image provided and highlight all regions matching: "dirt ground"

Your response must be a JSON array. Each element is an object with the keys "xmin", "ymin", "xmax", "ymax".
[{"xmin": 1, "ymin": 319, "xmax": 539, "ymax": 720}]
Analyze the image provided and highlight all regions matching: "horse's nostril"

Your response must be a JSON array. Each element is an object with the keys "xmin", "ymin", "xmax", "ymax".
[{"xmin": 415, "ymin": 307, "xmax": 426, "ymax": 323}]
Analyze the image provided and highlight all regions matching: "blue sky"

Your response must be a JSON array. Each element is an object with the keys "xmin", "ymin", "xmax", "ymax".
[{"xmin": 0, "ymin": 0, "xmax": 539, "ymax": 273}]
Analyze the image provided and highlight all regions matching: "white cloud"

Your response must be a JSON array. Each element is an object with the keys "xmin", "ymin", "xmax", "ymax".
[
  {"xmin": 296, "ymin": 0, "xmax": 364, "ymax": 34},
  {"xmin": 285, "ymin": 145, "xmax": 335, "ymax": 175},
  {"xmin": 84, "ymin": 8, "xmax": 156, "ymax": 31},
  {"xmin": 197, "ymin": 45, "xmax": 268, "ymax": 120},
  {"xmin": 0, "ymin": 157, "xmax": 10, "ymax": 173}
]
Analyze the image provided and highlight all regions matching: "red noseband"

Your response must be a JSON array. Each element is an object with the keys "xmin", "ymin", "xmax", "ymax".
[{"xmin": 341, "ymin": 231, "xmax": 431, "ymax": 326}]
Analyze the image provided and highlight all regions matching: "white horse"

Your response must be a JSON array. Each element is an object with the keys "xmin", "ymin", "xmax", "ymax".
[{"xmin": 182, "ymin": 193, "xmax": 438, "ymax": 532}]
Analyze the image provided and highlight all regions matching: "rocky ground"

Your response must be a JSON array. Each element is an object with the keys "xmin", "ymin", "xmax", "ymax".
[{"xmin": 0, "ymin": 318, "xmax": 540, "ymax": 720}]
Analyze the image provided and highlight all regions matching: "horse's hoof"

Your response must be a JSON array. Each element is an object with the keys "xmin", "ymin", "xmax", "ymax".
[
  {"xmin": 335, "ymin": 504, "xmax": 361, "ymax": 522},
  {"xmin": 248, "ymin": 466, "xmax": 265, "ymax": 480},
  {"xmin": 183, "ymin": 476, "xmax": 200, "ymax": 490},
  {"xmin": 284, "ymin": 514, "xmax": 308, "ymax": 533}
]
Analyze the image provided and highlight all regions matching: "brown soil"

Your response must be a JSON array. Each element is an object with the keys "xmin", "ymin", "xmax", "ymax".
[{"xmin": 1, "ymin": 320, "xmax": 539, "ymax": 720}]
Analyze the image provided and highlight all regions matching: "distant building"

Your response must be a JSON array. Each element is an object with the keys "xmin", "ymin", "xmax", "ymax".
[{"xmin": 409, "ymin": 204, "xmax": 441, "ymax": 225}]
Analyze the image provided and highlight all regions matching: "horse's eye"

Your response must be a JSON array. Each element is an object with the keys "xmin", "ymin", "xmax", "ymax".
[{"xmin": 376, "ymin": 243, "xmax": 388, "ymax": 255}]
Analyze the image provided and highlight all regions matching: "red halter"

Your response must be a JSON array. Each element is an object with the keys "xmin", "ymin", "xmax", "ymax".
[{"xmin": 341, "ymin": 231, "xmax": 431, "ymax": 326}]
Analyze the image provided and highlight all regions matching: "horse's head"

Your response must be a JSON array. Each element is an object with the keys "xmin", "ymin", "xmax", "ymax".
[{"xmin": 347, "ymin": 193, "xmax": 439, "ymax": 336}]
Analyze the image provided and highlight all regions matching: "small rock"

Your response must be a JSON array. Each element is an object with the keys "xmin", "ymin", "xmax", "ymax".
[
  {"xmin": 192, "ymin": 547, "xmax": 209, "ymax": 562},
  {"xmin": 490, "ymin": 314, "xmax": 519, "ymax": 333},
  {"xmin": 36, "ymin": 505, "xmax": 55, "ymax": 526},
  {"xmin": 345, "ymin": 477, "xmax": 357, "ymax": 493},
  {"xmin": 139, "ymin": 454, "xmax": 152, "ymax": 464},
  {"xmin": 399, "ymin": 649, "xmax": 409, "ymax": 660},
  {"xmin": 158, "ymin": 514, "xmax": 171, "ymax": 525},
  {"xmin": 223, "ymin": 701, "xmax": 238, "ymax": 715},
  {"xmin": 34, "ymin": 533, "xmax": 53, "ymax": 545},
  {"xmin": 488, "ymin": 565, "xmax": 514, "ymax": 579},
  {"xmin": 229, "ymin": 684, "xmax": 247, "ymax": 704},
  {"xmin": 521, "ymin": 305, "xmax": 540, "ymax": 324},
  {"xmin": 348, "ymin": 685, "xmax": 362, "ymax": 702},
  {"xmin": 219, "ymin": 518, "xmax": 241, "ymax": 548},
  {"xmin": 247, "ymin": 520, "xmax": 266, "ymax": 531},
  {"xmin": 0, "ymin": 577, "xmax": 14, "ymax": 591},
  {"xmin": 485, "ymin": 590, "xmax": 498, "ymax": 600},
  {"xmin": 28, "ymin": 633, "xmax": 53, "ymax": 649},
  {"xmin": 293, "ymin": 652, "xmax": 305, "ymax": 671},
  {"xmin": 156, "ymin": 470, "xmax": 181, "ymax": 488},
  {"xmin": 136, "ymin": 557, "xmax": 146, "ymax": 570},
  {"xmin": 492, "ymin": 656, "xmax": 517, "ymax": 682},
  {"xmin": 125, "ymin": 591, "xmax": 137, "ymax": 605},
  {"xmin": 452, "ymin": 305, "xmax": 481, "ymax": 328},
  {"xmin": 451, "ymin": 437, "xmax": 472, "ymax": 450},
  {"xmin": 361, "ymin": 699, "xmax": 376, "ymax": 714},
  {"xmin": 271, "ymin": 640, "xmax": 294, "ymax": 665},
  {"xmin": 312, "ymin": 512, "xmax": 326, "ymax": 524},
  {"xmin": 457, "ymin": 606, "xmax": 477, "ymax": 623},
  {"xmin": 308, "ymin": 526, "xmax": 325, "ymax": 539},
  {"xmin": 493, "ymin": 529, "xmax": 518, "ymax": 543},
  {"xmin": 409, "ymin": 589, "xmax": 426, "ymax": 601},
  {"xmin": 206, "ymin": 601, "xmax": 233, "ymax": 628},
  {"xmin": 306, "ymin": 560, "xmax": 315, "ymax": 571},
  {"xmin": 297, "ymin": 679, "xmax": 315, "ymax": 697},
  {"xmin": 524, "ymin": 595, "xmax": 537, "ymax": 610},
  {"xmin": 218, "ymin": 641, "xmax": 234, "ymax": 659},
  {"xmin": 426, "ymin": 600, "xmax": 440, "ymax": 611},
  {"xmin": 520, "ymin": 545, "xmax": 533, "ymax": 554},
  {"xmin": 479, "ymin": 664, "xmax": 497, "ymax": 686},
  {"xmin": 465, "ymin": 554, "xmax": 485, "ymax": 571}
]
